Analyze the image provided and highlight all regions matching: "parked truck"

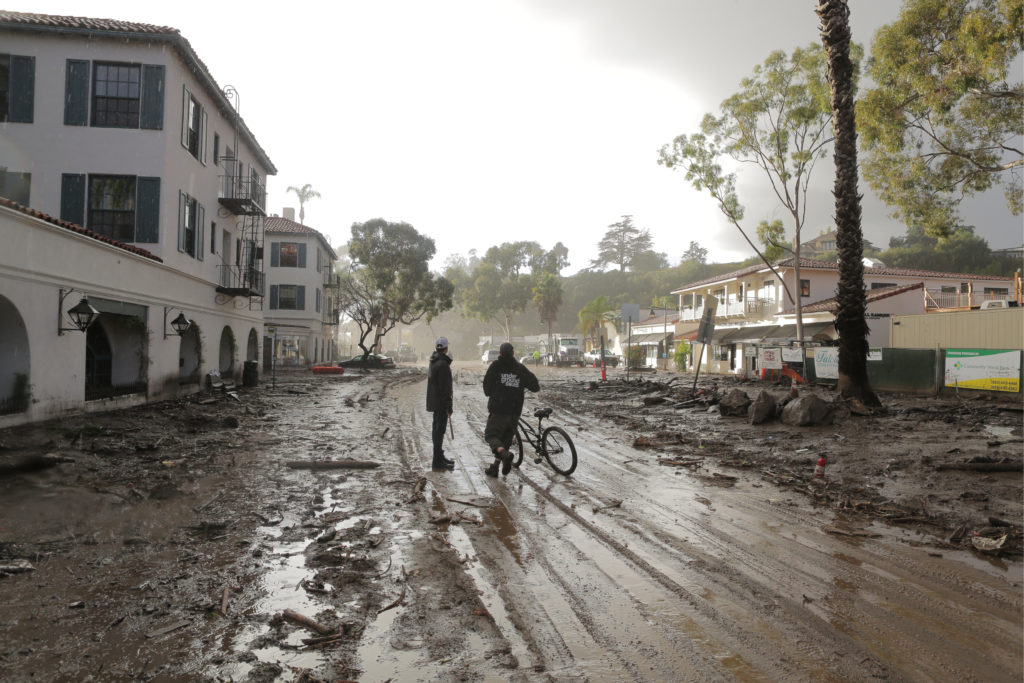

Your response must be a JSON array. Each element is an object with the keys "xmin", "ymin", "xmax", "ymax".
[{"xmin": 546, "ymin": 336, "xmax": 583, "ymax": 367}]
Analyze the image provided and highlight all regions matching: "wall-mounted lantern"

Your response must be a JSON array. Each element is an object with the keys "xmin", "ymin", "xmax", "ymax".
[
  {"xmin": 58, "ymin": 288, "xmax": 99, "ymax": 335},
  {"xmin": 164, "ymin": 307, "xmax": 192, "ymax": 338}
]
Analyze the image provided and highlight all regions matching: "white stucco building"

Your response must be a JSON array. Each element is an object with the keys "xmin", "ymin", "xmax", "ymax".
[
  {"xmin": 0, "ymin": 11, "xmax": 276, "ymax": 425},
  {"xmin": 263, "ymin": 211, "xmax": 338, "ymax": 369}
]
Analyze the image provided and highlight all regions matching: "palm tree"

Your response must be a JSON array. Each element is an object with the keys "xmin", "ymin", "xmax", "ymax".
[
  {"xmin": 817, "ymin": 0, "xmax": 880, "ymax": 406},
  {"xmin": 578, "ymin": 296, "xmax": 615, "ymax": 350},
  {"xmin": 532, "ymin": 273, "xmax": 563, "ymax": 351},
  {"xmin": 286, "ymin": 183, "xmax": 321, "ymax": 225}
]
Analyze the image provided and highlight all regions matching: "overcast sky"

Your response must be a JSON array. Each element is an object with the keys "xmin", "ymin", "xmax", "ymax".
[{"xmin": 18, "ymin": 1, "xmax": 1023, "ymax": 272}]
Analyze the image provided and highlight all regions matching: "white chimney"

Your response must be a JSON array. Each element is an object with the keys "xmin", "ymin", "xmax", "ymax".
[{"xmin": 283, "ymin": 207, "xmax": 296, "ymax": 221}]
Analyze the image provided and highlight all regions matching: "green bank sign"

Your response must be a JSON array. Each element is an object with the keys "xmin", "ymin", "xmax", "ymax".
[{"xmin": 944, "ymin": 349, "xmax": 1022, "ymax": 393}]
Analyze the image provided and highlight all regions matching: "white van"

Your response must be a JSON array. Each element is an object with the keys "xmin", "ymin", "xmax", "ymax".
[
  {"xmin": 979, "ymin": 300, "xmax": 1009, "ymax": 310},
  {"xmin": 482, "ymin": 349, "xmax": 500, "ymax": 364}
]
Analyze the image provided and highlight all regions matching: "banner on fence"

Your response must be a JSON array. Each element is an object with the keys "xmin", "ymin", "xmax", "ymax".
[
  {"xmin": 781, "ymin": 347, "xmax": 803, "ymax": 363},
  {"xmin": 944, "ymin": 349, "xmax": 1021, "ymax": 393},
  {"xmin": 814, "ymin": 347, "xmax": 839, "ymax": 379},
  {"xmin": 867, "ymin": 348, "xmax": 883, "ymax": 362},
  {"xmin": 759, "ymin": 346, "xmax": 783, "ymax": 370}
]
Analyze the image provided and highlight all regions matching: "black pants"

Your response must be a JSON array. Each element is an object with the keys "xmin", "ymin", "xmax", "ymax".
[
  {"xmin": 484, "ymin": 412, "xmax": 518, "ymax": 457},
  {"xmin": 431, "ymin": 410, "xmax": 448, "ymax": 462}
]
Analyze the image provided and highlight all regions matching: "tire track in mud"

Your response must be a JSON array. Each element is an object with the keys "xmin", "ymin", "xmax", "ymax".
[{"xmin": 433, "ymin": 368, "xmax": 1022, "ymax": 681}]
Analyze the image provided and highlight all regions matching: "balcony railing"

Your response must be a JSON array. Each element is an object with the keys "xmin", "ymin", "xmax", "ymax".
[
  {"xmin": 925, "ymin": 289, "xmax": 1010, "ymax": 310},
  {"xmin": 217, "ymin": 168, "xmax": 266, "ymax": 216},
  {"xmin": 679, "ymin": 296, "xmax": 778, "ymax": 322},
  {"xmin": 216, "ymin": 265, "xmax": 265, "ymax": 297}
]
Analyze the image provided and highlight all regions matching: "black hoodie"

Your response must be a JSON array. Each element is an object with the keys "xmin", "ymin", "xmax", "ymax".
[
  {"xmin": 426, "ymin": 350, "xmax": 453, "ymax": 413},
  {"xmin": 483, "ymin": 354, "xmax": 540, "ymax": 416}
]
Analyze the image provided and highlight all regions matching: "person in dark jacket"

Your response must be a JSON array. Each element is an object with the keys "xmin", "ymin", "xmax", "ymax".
[
  {"xmin": 426, "ymin": 337, "xmax": 455, "ymax": 470},
  {"xmin": 482, "ymin": 342, "xmax": 539, "ymax": 477}
]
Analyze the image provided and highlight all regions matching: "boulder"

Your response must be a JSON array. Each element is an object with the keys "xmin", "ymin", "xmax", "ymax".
[
  {"xmin": 718, "ymin": 388, "xmax": 752, "ymax": 417},
  {"xmin": 780, "ymin": 394, "xmax": 834, "ymax": 426},
  {"xmin": 748, "ymin": 391, "xmax": 777, "ymax": 425}
]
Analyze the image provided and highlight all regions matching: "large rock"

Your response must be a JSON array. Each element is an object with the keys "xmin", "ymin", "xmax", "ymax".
[
  {"xmin": 748, "ymin": 391, "xmax": 777, "ymax": 425},
  {"xmin": 780, "ymin": 395, "xmax": 834, "ymax": 426},
  {"xmin": 718, "ymin": 388, "xmax": 752, "ymax": 417}
]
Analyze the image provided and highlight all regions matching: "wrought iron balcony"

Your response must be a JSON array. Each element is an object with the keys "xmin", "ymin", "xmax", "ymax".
[
  {"xmin": 216, "ymin": 265, "xmax": 265, "ymax": 297},
  {"xmin": 217, "ymin": 166, "xmax": 266, "ymax": 215}
]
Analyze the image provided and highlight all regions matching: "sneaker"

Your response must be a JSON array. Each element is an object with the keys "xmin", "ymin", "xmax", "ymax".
[
  {"xmin": 432, "ymin": 459, "xmax": 455, "ymax": 471},
  {"xmin": 499, "ymin": 448, "xmax": 513, "ymax": 476},
  {"xmin": 484, "ymin": 462, "xmax": 499, "ymax": 477},
  {"xmin": 443, "ymin": 457, "xmax": 455, "ymax": 466}
]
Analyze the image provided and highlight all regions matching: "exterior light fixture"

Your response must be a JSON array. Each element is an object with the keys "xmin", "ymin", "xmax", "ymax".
[
  {"xmin": 58, "ymin": 288, "xmax": 99, "ymax": 335},
  {"xmin": 164, "ymin": 307, "xmax": 192, "ymax": 338}
]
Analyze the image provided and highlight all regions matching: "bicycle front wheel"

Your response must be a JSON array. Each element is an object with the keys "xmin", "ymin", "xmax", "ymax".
[
  {"xmin": 511, "ymin": 429, "xmax": 524, "ymax": 468},
  {"xmin": 541, "ymin": 426, "xmax": 577, "ymax": 476}
]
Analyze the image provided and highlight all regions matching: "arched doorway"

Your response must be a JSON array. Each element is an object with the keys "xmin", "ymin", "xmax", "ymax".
[
  {"xmin": 246, "ymin": 328, "xmax": 259, "ymax": 361},
  {"xmin": 219, "ymin": 326, "xmax": 236, "ymax": 377},
  {"xmin": 179, "ymin": 323, "xmax": 201, "ymax": 384},
  {"xmin": 0, "ymin": 296, "xmax": 30, "ymax": 414}
]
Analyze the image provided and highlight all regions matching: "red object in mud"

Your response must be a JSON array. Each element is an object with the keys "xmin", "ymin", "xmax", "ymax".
[
  {"xmin": 312, "ymin": 365, "xmax": 345, "ymax": 375},
  {"xmin": 815, "ymin": 456, "xmax": 827, "ymax": 478}
]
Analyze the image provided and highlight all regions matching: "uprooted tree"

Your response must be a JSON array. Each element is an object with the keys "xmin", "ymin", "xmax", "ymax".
[{"xmin": 338, "ymin": 218, "xmax": 453, "ymax": 358}]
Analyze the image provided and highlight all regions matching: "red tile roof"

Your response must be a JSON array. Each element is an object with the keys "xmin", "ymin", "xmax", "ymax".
[
  {"xmin": 264, "ymin": 216, "xmax": 338, "ymax": 259},
  {"xmin": 0, "ymin": 10, "xmax": 276, "ymax": 174},
  {"xmin": 784, "ymin": 282, "xmax": 924, "ymax": 314},
  {"xmin": 1, "ymin": 197, "xmax": 162, "ymax": 262},
  {"xmin": 672, "ymin": 257, "xmax": 1011, "ymax": 293}
]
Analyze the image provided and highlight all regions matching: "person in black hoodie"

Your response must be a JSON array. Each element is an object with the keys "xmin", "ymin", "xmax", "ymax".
[
  {"xmin": 482, "ymin": 342, "xmax": 540, "ymax": 477},
  {"xmin": 426, "ymin": 337, "xmax": 455, "ymax": 470}
]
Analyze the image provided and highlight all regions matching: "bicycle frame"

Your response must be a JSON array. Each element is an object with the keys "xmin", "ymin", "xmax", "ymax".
[{"xmin": 516, "ymin": 414, "xmax": 545, "ymax": 454}]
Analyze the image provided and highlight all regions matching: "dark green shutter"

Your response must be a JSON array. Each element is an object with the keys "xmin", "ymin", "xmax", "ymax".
[
  {"xmin": 196, "ymin": 204, "xmax": 205, "ymax": 260},
  {"xmin": 180, "ymin": 86, "xmax": 190, "ymax": 149},
  {"xmin": 177, "ymin": 191, "xmax": 186, "ymax": 252},
  {"xmin": 135, "ymin": 177, "xmax": 160, "ymax": 242},
  {"xmin": 270, "ymin": 242, "xmax": 280, "ymax": 267},
  {"xmin": 297, "ymin": 243, "xmax": 307, "ymax": 268},
  {"xmin": 140, "ymin": 65, "xmax": 165, "ymax": 130},
  {"xmin": 64, "ymin": 60, "xmax": 89, "ymax": 126},
  {"xmin": 60, "ymin": 174, "xmax": 86, "ymax": 225},
  {"xmin": 269, "ymin": 285, "xmax": 279, "ymax": 309},
  {"xmin": 9, "ymin": 56, "xmax": 35, "ymax": 123},
  {"xmin": 200, "ymin": 109, "xmax": 208, "ymax": 165},
  {"xmin": 297, "ymin": 286, "xmax": 305, "ymax": 311}
]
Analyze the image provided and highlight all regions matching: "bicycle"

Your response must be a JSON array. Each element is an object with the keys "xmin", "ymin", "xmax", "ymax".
[{"xmin": 510, "ymin": 407, "xmax": 578, "ymax": 476}]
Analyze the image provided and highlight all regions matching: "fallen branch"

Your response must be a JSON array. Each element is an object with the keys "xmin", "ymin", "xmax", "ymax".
[
  {"xmin": 283, "ymin": 609, "xmax": 335, "ymax": 635},
  {"xmin": 285, "ymin": 460, "xmax": 380, "ymax": 470},
  {"xmin": 821, "ymin": 524, "xmax": 881, "ymax": 538},
  {"xmin": 936, "ymin": 462, "xmax": 1022, "ymax": 472},
  {"xmin": 377, "ymin": 566, "xmax": 408, "ymax": 615},
  {"xmin": 657, "ymin": 458, "xmax": 703, "ymax": 467},
  {"xmin": 194, "ymin": 492, "xmax": 222, "ymax": 513},
  {"xmin": 592, "ymin": 500, "xmax": 623, "ymax": 514},
  {"xmin": 220, "ymin": 587, "xmax": 230, "ymax": 616},
  {"xmin": 374, "ymin": 555, "xmax": 393, "ymax": 578},
  {"xmin": 445, "ymin": 497, "xmax": 491, "ymax": 509},
  {"xmin": 455, "ymin": 510, "xmax": 483, "ymax": 526}
]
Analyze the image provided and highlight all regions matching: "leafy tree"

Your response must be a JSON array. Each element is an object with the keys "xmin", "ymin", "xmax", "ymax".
[
  {"xmin": 659, "ymin": 43, "xmax": 861, "ymax": 341},
  {"xmin": 859, "ymin": 0, "xmax": 1023, "ymax": 238},
  {"xmin": 882, "ymin": 226, "xmax": 1006, "ymax": 273},
  {"xmin": 532, "ymin": 273, "xmax": 563, "ymax": 349},
  {"xmin": 532, "ymin": 241, "xmax": 570, "ymax": 275},
  {"xmin": 681, "ymin": 241, "xmax": 708, "ymax": 264},
  {"xmin": 578, "ymin": 295, "xmax": 616, "ymax": 348},
  {"xmin": 286, "ymin": 183, "xmax": 321, "ymax": 225},
  {"xmin": 756, "ymin": 219, "xmax": 788, "ymax": 262},
  {"xmin": 673, "ymin": 340, "xmax": 691, "ymax": 371},
  {"xmin": 340, "ymin": 218, "xmax": 453, "ymax": 356},
  {"xmin": 630, "ymin": 249, "xmax": 670, "ymax": 272},
  {"xmin": 818, "ymin": 0, "xmax": 880, "ymax": 406},
  {"xmin": 590, "ymin": 215, "xmax": 661, "ymax": 272}
]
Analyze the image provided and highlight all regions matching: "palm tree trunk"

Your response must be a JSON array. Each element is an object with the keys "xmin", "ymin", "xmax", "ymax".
[{"xmin": 818, "ymin": 0, "xmax": 880, "ymax": 406}]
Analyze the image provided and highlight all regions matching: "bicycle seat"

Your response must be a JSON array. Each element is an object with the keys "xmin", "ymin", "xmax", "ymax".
[{"xmin": 534, "ymin": 407, "xmax": 553, "ymax": 419}]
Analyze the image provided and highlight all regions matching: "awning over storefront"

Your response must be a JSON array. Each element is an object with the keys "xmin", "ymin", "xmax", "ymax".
[
  {"xmin": 762, "ymin": 321, "xmax": 835, "ymax": 342},
  {"xmin": 719, "ymin": 325, "xmax": 781, "ymax": 343},
  {"xmin": 629, "ymin": 332, "xmax": 673, "ymax": 345}
]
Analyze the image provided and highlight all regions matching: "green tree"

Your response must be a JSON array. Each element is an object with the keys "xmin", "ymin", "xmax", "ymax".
[
  {"xmin": 659, "ymin": 43, "xmax": 861, "ymax": 341},
  {"xmin": 340, "ymin": 218, "xmax": 453, "ymax": 356},
  {"xmin": 859, "ymin": 0, "xmax": 1023, "ymax": 238},
  {"xmin": 681, "ymin": 241, "xmax": 708, "ymax": 264},
  {"xmin": 590, "ymin": 215, "xmax": 660, "ymax": 272},
  {"xmin": 532, "ymin": 273, "xmax": 563, "ymax": 349},
  {"xmin": 882, "ymin": 226, "xmax": 1004, "ymax": 273},
  {"xmin": 818, "ymin": 0, "xmax": 880, "ymax": 406},
  {"xmin": 756, "ymin": 219, "xmax": 788, "ymax": 262},
  {"xmin": 578, "ymin": 295, "xmax": 616, "ymax": 348},
  {"xmin": 460, "ymin": 241, "xmax": 547, "ymax": 340},
  {"xmin": 286, "ymin": 183, "xmax": 321, "ymax": 225}
]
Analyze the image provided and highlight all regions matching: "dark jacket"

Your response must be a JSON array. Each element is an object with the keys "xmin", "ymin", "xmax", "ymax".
[
  {"xmin": 483, "ymin": 355, "xmax": 540, "ymax": 416},
  {"xmin": 426, "ymin": 351, "xmax": 453, "ymax": 413}
]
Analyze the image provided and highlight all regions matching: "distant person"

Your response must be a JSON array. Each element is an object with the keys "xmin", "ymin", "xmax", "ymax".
[
  {"xmin": 533, "ymin": 349, "xmax": 541, "ymax": 364},
  {"xmin": 482, "ymin": 342, "xmax": 539, "ymax": 477},
  {"xmin": 426, "ymin": 337, "xmax": 454, "ymax": 471}
]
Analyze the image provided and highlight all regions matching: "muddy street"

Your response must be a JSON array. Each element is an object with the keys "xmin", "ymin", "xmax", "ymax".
[{"xmin": 0, "ymin": 364, "xmax": 1021, "ymax": 682}]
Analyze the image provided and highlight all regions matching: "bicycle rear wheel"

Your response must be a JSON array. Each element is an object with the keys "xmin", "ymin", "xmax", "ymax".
[
  {"xmin": 511, "ymin": 430, "xmax": 524, "ymax": 468},
  {"xmin": 541, "ymin": 426, "xmax": 577, "ymax": 476}
]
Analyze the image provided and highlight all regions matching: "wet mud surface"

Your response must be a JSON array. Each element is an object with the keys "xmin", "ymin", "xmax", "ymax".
[{"xmin": 0, "ymin": 363, "xmax": 1021, "ymax": 681}]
